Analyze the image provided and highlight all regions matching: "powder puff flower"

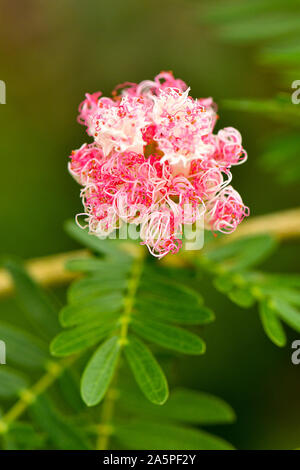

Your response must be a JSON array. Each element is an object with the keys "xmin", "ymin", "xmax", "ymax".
[
  {"xmin": 207, "ymin": 186, "xmax": 250, "ymax": 234},
  {"xmin": 69, "ymin": 72, "xmax": 249, "ymax": 258}
]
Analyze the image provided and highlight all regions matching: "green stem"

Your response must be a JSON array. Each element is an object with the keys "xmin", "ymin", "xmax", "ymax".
[
  {"xmin": 0, "ymin": 356, "xmax": 76, "ymax": 435},
  {"xmin": 96, "ymin": 247, "xmax": 145, "ymax": 450}
]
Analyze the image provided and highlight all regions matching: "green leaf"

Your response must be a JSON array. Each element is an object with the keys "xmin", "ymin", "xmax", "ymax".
[
  {"xmin": 68, "ymin": 277, "xmax": 128, "ymax": 304},
  {"xmin": 4, "ymin": 422, "xmax": 45, "ymax": 450},
  {"xmin": 124, "ymin": 335, "xmax": 169, "ymax": 405},
  {"xmin": 280, "ymin": 289, "xmax": 300, "ymax": 307},
  {"xmin": 203, "ymin": 0, "xmax": 294, "ymax": 23},
  {"xmin": 136, "ymin": 299, "xmax": 214, "ymax": 325},
  {"xmin": 65, "ymin": 258, "xmax": 109, "ymax": 272},
  {"xmin": 81, "ymin": 336, "xmax": 120, "ymax": 406},
  {"xmin": 50, "ymin": 321, "xmax": 116, "ymax": 357},
  {"xmin": 156, "ymin": 388, "xmax": 236, "ymax": 425},
  {"xmin": 259, "ymin": 301, "xmax": 287, "ymax": 347},
  {"xmin": 0, "ymin": 323, "xmax": 48, "ymax": 369},
  {"xmin": 261, "ymin": 287, "xmax": 300, "ymax": 307},
  {"xmin": 59, "ymin": 292, "xmax": 123, "ymax": 327},
  {"xmin": 3, "ymin": 259, "xmax": 59, "ymax": 340},
  {"xmin": 272, "ymin": 298, "xmax": 300, "ymax": 333},
  {"xmin": 65, "ymin": 258, "xmax": 130, "ymax": 274},
  {"xmin": 131, "ymin": 317, "xmax": 206, "ymax": 355},
  {"xmin": 204, "ymin": 235, "xmax": 277, "ymax": 271},
  {"xmin": 136, "ymin": 280, "xmax": 214, "ymax": 325},
  {"xmin": 64, "ymin": 220, "xmax": 132, "ymax": 262},
  {"xmin": 260, "ymin": 41, "xmax": 300, "ymax": 67},
  {"xmin": 120, "ymin": 386, "xmax": 235, "ymax": 425},
  {"xmin": 228, "ymin": 288, "xmax": 256, "ymax": 308},
  {"xmin": 260, "ymin": 273, "xmax": 300, "ymax": 289},
  {"xmin": 115, "ymin": 420, "xmax": 234, "ymax": 450},
  {"xmin": 139, "ymin": 278, "xmax": 204, "ymax": 308},
  {"xmin": 30, "ymin": 396, "xmax": 89, "ymax": 449},
  {"xmin": 223, "ymin": 96, "xmax": 300, "ymax": 127},
  {"xmin": 0, "ymin": 368, "xmax": 28, "ymax": 398},
  {"xmin": 213, "ymin": 275, "xmax": 235, "ymax": 293},
  {"xmin": 260, "ymin": 134, "xmax": 300, "ymax": 184},
  {"xmin": 217, "ymin": 14, "xmax": 300, "ymax": 43}
]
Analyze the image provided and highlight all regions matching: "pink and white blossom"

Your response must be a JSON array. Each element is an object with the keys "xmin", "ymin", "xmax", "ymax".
[{"xmin": 69, "ymin": 72, "xmax": 249, "ymax": 257}]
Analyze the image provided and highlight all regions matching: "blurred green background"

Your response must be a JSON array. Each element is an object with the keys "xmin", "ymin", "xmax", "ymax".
[{"xmin": 0, "ymin": 0, "xmax": 299, "ymax": 449}]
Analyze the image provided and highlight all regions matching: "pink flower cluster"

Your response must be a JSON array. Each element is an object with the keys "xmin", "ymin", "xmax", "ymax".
[{"xmin": 69, "ymin": 72, "xmax": 249, "ymax": 258}]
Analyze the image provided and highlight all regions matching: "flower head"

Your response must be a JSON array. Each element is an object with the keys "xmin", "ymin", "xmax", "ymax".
[{"xmin": 69, "ymin": 71, "xmax": 249, "ymax": 257}]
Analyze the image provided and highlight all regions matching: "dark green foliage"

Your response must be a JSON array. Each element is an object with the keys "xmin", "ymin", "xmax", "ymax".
[
  {"xmin": 0, "ymin": 232, "xmax": 234, "ymax": 450},
  {"xmin": 52, "ymin": 222, "xmax": 214, "ymax": 407},
  {"xmin": 260, "ymin": 134, "xmax": 300, "ymax": 184},
  {"xmin": 0, "ymin": 322, "xmax": 48, "ymax": 369},
  {"xmin": 0, "ymin": 258, "xmax": 91, "ymax": 449},
  {"xmin": 114, "ymin": 420, "xmax": 234, "ymax": 450},
  {"xmin": 104, "ymin": 382, "xmax": 235, "ymax": 450},
  {"xmin": 30, "ymin": 396, "xmax": 89, "ymax": 450},
  {"xmin": 118, "ymin": 385, "xmax": 235, "ymax": 426},
  {"xmin": 1, "ymin": 0, "xmax": 299, "ymax": 452},
  {"xmin": 222, "ymin": 96, "xmax": 300, "ymax": 128},
  {"xmin": 2, "ymin": 423, "xmax": 45, "ymax": 450},
  {"xmin": 0, "ymin": 368, "xmax": 28, "ymax": 398},
  {"xmin": 203, "ymin": 0, "xmax": 300, "ymax": 184},
  {"xmin": 3, "ymin": 259, "xmax": 60, "ymax": 340},
  {"xmin": 198, "ymin": 235, "xmax": 300, "ymax": 347}
]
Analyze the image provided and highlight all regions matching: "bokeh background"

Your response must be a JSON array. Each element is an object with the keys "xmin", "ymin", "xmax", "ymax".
[{"xmin": 0, "ymin": 0, "xmax": 299, "ymax": 449}]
